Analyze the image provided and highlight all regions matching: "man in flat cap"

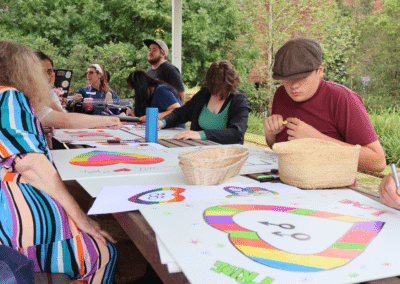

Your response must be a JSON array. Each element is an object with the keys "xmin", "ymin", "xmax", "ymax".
[
  {"xmin": 263, "ymin": 37, "xmax": 386, "ymax": 173},
  {"xmin": 144, "ymin": 39, "xmax": 186, "ymax": 103}
]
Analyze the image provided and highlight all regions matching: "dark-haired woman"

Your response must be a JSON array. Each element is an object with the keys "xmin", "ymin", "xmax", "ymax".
[
  {"xmin": 159, "ymin": 60, "xmax": 252, "ymax": 144},
  {"xmin": 66, "ymin": 63, "xmax": 120, "ymax": 115},
  {"xmin": 127, "ymin": 70, "xmax": 185, "ymax": 127}
]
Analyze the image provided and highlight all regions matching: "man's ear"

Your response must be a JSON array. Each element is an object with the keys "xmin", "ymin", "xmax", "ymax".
[{"xmin": 317, "ymin": 63, "xmax": 325, "ymax": 78}]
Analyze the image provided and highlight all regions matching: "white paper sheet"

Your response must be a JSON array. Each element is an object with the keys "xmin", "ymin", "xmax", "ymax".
[
  {"xmin": 88, "ymin": 182, "xmax": 301, "ymax": 215},
  {"xmin": 79, "ymin": 172, "xmax": 257, "ymax": 197},
  {"xmin": 53, "ymin": 128, "xmax": 139, "ymax": 143},
  {"xmin": 139, "ymin": 190, "xmax": 400, "ymax": 284}
]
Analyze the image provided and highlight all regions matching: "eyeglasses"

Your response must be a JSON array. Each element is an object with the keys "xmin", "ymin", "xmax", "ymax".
[
  {"xmin": 85, "ymin": 71, "xmax": 96, "ymax": 76},
  {"xmin": 46, "ymin": 68, "xmax": 55, "ymax": 75}
]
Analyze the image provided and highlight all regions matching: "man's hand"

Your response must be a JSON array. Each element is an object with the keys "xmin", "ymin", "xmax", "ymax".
[
  {"xmin": 263, "ymin": 114, "xmax": 285, "ymax": 136},
  {"xmin": 139, "ymin": 115, "xmax": 146, "ymax": 123},
  {"xmin": 174, "ymin": 130, "xmax": 201, "ymax": 140},
  {"xmin": 73, "ymin": 94, "xmax": 83, "ymax": 103},
  {"xmin": 379, "ymin": 173, "xmax": 400, "ymax": 209},
  {"xmin": 286, "ymin": 117, "xmax": 324, "ymax": 140}
]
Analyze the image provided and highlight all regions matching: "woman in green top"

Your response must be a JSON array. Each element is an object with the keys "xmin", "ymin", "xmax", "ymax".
[{"xmin": 159, "ymin": 60, "xmax": 252, "ymax": 144}]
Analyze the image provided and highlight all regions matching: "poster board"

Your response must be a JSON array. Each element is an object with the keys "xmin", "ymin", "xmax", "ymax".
[
  {"xmin": 51, "ymin": 146, "xmax": 180, "ymax": 180},
  {"xmin": 88, "ymin": 182, "xmax": 301, "ymax": 215},
  {"xmin": 53, "ymin": 128, "xmax": 139, "ymax": 143},
  {"xmin": 78, "ymin": 172, "xmax": 257, "ymax": 198},
  {"xmin": 139, "ymin": 190, "xmax": 400, "ymax": 284}
]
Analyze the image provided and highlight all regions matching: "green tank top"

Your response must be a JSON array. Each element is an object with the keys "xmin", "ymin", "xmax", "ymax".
[{"xmin": 198, "ymin": 100, "xmax": 232, "ymax": 130}]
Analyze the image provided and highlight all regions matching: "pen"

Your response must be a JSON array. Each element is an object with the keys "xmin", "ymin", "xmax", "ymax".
[
  {"xmin": 391, "ymin": 163, "xmax": 400, "ymax": 188},
  {"xmin": 106, "ymin": 139, "xmax": 138, "ymax": 143}
]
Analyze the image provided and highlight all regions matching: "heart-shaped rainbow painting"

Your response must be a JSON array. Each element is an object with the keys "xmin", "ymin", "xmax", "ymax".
[{"xmin": 69, "ymin": 150, "xmax": 164, "ymax": 166}]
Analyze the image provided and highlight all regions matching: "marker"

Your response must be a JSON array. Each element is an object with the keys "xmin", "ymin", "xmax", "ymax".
[
  {"xmin": 106, "ymin": 139, "xmax": 138, "ymax": 143},
  {"xmin": 390, "ymin": 163, "xmax": 400, "ymax": 188},
  {"xmin": 282, "ymin": 120, "xmax": 288, "ymax": 125},
  {"xmin": 258, "ymin": 176, "xmax": 280, "ymax": 182}
]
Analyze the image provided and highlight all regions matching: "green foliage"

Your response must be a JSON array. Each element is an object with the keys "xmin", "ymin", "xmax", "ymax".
[
  {"xmin": 320, "ymin": 8, "xmax": 353, "ymax": 86},
  {"xmin": 246, "ymin": 111, "xmax": 266, "ymax": 136},
  {"xmin": 352, "ymin": 0, "xmax": 400, "ymax": 101},
  {"xmin": 0, "ymin": 0, "xmax": 254, "ymax": 92},
  {"xmin": 368, "ymin": 108, "xmax": 400, "ymax": 166}
]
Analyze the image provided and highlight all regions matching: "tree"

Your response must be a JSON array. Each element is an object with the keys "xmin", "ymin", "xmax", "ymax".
[
  {"xmin": 0, "ymin": 0, "xmax": 255, "ymax": 95},
  {"xmin": 238, "ymin": 0, "xmax": 338, "ymax": 112}
]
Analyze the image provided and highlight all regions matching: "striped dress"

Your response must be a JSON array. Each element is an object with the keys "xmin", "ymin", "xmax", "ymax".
[{"xmin": 0, "ymin": 87, "xmax": 118, "ymax": 283}]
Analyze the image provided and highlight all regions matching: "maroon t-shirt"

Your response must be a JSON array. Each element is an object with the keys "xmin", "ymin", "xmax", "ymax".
[{"xmin": 272, "ymin": 80, "xmax": 378, "ymax": 146}]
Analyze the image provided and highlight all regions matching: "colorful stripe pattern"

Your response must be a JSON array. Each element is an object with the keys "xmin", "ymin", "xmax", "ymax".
[
  {"xmin": 0, "ymin": 88, "xmax": 118, "ymax": 283},
  {"xmin": 129, "ymin": 187, "xmax": 186, "ymax": 204},
  {"xmin": 224, "ymin": 186, "xmax": 279, "ymax": 196},
  {"xmin": 69, "ymin": 150, "xmax": 164, "ymax": 166},
  {"xmin": 205, "ymin": 204, "xmax": 384, "ymax": 272}
]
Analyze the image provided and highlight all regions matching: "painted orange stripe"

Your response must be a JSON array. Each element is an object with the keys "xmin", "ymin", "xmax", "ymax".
[
  {"xmin": 75, "ymin": 234, "xmax": 85, "ymax": 277},
  {"xmin": 316, "ymin": 247, "xmax": 363, "ymax": 259},
  {"xmin": 230, "ymin": 237, "xmax": 279, "ymax": 250}
]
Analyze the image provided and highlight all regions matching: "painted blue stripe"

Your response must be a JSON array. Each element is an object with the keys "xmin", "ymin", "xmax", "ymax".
[{"xmin": 249, "ymin": 256, "xmax": 324, "ymax": 272}]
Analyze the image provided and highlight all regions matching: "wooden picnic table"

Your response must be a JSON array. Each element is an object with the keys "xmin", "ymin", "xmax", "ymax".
[{"xmin": 53, "ymin": 138, "xmax": 400, "ymax": 284}]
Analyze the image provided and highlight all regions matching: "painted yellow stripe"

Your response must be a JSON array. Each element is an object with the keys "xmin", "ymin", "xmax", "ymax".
[
  {"xmin": 237, "ymin": 245, "xmax": 349, "ymax": 269},
  {"xmin": 330, "ymin": 216, "xmax": 371, "ymax": 222},
  {"xmin": 204, "ymin": 211, "xmax": 236, "ymax": 216}
]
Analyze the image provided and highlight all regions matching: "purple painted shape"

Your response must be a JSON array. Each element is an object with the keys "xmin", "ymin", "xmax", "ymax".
[
  {"xmin": 352, "ymin": 221, "xmax": 385, "ymax": 231},
  {"xmin": 271, "ymin": 206, "xmax": 297, "ymax": 212},
  {"xmin": 205, "ymin": 216, "xmax": 234, "ymax": 224}
]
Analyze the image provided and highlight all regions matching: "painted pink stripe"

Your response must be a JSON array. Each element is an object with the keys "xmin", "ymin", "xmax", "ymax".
[{"xmin": 271, "ymin": 206, "xmax": 296, "ymax": 212}]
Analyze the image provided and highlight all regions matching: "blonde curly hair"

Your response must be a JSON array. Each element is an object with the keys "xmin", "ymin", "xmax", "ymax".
[{"xmin": 0, "ymin": 40, "xmax": 50, "ymax": 112}]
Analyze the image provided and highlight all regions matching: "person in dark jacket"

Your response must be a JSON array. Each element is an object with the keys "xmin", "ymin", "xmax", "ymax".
[{"xmin": 159, "ymin": 60, "xmax": 252, "ymax": 144}]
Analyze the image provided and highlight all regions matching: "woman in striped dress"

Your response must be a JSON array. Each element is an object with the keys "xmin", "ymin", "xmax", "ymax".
[{"xmin": 0, "ymin": 41, "xmax": 118, "ymax": 283}]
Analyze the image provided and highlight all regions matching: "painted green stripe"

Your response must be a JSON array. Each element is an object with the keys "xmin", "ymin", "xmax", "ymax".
[
  {"xmin": 207, "ymin": 207, "xmax": 242, "ymax": 212},
  {"xmin": 289, "ymin": 209, "xmax": 318, "ymax": 215},
  {"xmin": 332, "ymin": 243, "xmax": 366, "ymax": 250},
  {"xmin": 227, "ymin": 231, "xmax": 259, "ymax": 239}
]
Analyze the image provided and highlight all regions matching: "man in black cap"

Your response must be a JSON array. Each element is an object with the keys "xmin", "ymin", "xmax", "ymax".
[
  {"xmin": 263, "ymin": 37, "xmax": 386, "ymax": 173},
  {"xmin": 144, "ymin": 39, "xmax": 186, "ymax": 103}
]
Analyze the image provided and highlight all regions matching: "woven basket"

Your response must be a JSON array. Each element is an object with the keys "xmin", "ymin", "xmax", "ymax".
[
  {"xmin": 272, "ymin": 138, "xmax": 361, "ymax": 189},
  {"xmin": 179, "ymin": 154, "xmax": 249, "ymax": 185},
  {"xmin": 178, "ymin": 147, "xmax": 249, "ymax": 169}
]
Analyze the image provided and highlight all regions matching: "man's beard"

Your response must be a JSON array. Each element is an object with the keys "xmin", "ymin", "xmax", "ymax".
[{"xmin": 148, "ymin": 55, "xmax": 163, "ymax": 65}]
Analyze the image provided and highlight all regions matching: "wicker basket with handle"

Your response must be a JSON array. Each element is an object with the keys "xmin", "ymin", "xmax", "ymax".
[{"xmin": 272, "ymin": 138, "xmax": 361, "ymax": 189}]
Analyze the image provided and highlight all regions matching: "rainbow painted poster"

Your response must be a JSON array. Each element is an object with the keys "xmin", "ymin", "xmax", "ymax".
[
  {"xmin": 53, "ymin": 128, "xmax": 140, "ymax": 143},
  {"xmin": 139, "ymin": 190, "xmax": 400, "ymax": 284},
  {"xmin": 51, "ymin": 146, "xmax": 180, "ymax": 180},
  {"xmin": 87, "ymin": 182, "xmax": 301, "ymax": 215}
]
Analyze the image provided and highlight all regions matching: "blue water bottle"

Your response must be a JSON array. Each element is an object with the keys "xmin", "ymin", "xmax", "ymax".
[{"xmin": 145, "ymin": 107, "xmax": 158, "ymax": 143}]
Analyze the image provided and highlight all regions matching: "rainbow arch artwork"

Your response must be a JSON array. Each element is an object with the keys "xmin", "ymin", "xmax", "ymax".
[
  {"xmin": 129, "ymin": 187, "xmax": 186, "ymax": 204},
  {"xmin": 69, "ymin": 150, "xmax": 164, "ymax": 166},
  {"xmin": 204, "ymin": 205, "xmax": 384, "ymax": 272},
  {"xmin": 223, "ymin": 186, "xmax": 279, "ymax": 197}
]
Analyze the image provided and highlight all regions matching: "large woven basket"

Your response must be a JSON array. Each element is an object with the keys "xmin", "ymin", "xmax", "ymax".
[
  {"xmin": 178, "ymin": 146, "xmax": 249, "ymax": 169},
  {"xmin": 272, "ymin": 138, "xmax": 361, "ymax": 189},
  {"xmin": 179, "ymin": 153, "xmax": 249, "ymax": 185}
]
